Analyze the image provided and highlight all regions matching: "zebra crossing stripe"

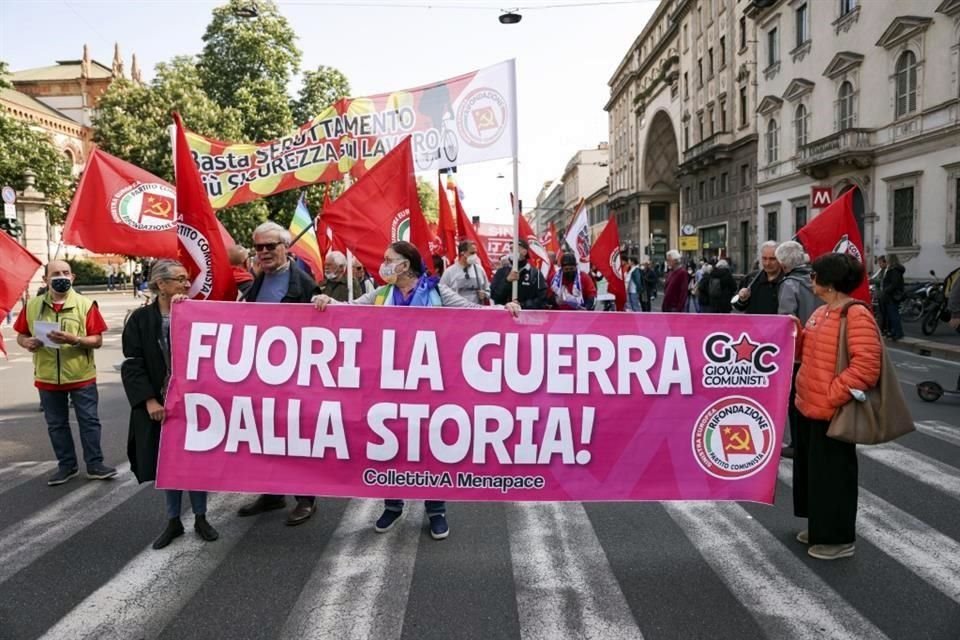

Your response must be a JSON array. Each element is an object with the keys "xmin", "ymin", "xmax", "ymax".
[
  {"xmin": 0, "ymin": 461, "xmax": 56, "ymax": 493},
  {"xmin": 0, "ymin": 461, "xmax": 56, "ymax": 495},
  {"xmin": 0, "ymin": 463, "xmax": 145, "ymax": 584},
  {"xmin": 506, "ymin": 502, "xmax": 644, "ymax": 640},
  {"xmin": 279, "ymin": 500, "xmax": 424, "ymax": 640},
  {"xmin": 664, "ymin": 501, "xmax": 889, "ymax": 639},
  {"xmin": 778, "ymin": 461, "xmax": 960, "ymax": 604},
  {"xmin": 913, "ymin": 421, "xmax": 960, "ymax": 448},
  {"xmin": 36, "ymin": 493, "xmax": 254, "ymax": 640},
  {"xmin": 860, "ymin": 443, "xmax": 960, "ymax": 502}
]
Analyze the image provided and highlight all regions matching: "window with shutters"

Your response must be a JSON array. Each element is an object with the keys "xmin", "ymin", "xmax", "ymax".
[{"xmin": 895, "ymin": 51, "xmax": 917, "ymax": 118}]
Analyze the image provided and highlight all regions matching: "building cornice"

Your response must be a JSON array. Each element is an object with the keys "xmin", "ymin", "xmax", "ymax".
[
  {"xmin": 823, "ymin": 51, "xmax": 864, "ymax": 79},
  {"xmin": 875, "ymin": 16, "xmax": 934, "ymax": 49}
]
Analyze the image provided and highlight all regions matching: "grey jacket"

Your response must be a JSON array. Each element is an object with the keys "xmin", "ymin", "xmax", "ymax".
[
  {"xmin": 949, "ymin": 272, "xmax": 960, "ymax": 315},
  {"xmin": 778, "ymin": 264, "xmax": 823, "ymax": 324}
]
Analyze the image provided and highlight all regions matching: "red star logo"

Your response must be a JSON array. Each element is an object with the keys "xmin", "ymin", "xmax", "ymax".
[{"xmin": 731, "ymin": 334, "xmax": 758, "ymax": 363}]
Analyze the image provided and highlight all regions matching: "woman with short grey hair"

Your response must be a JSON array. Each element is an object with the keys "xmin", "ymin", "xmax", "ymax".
[
  {"xmin": 775, "ymin": 241, "xmax": 807, "ymax": 273},
  {"xmin": 123, "ymin": 259, "xmax": 220, "ymax": 549}
]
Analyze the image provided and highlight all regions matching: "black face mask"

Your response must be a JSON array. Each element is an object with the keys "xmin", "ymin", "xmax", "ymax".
[
  {"xmin": 518, "ymin": 257, "xmax": 528, "ymax": 268},
  {"xmin": 563, "ymin": 270, "xmax": 576, "ymax": 282},
  {"xmin": 50, "ymin": 277, "xmax": 72, "ymax": 293}
]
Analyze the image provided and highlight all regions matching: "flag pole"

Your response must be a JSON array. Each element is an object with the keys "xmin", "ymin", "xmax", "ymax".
[
  {"xmin": 509, "ymin": 59, "xmax": 520, "ymax": 302},
  {"xmin": 343, "ymin": 175, "xmax": 354, "ymax": 301}
]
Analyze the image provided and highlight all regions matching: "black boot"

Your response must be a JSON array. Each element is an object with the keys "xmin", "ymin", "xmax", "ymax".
[
  {"xmin": 194, "ymin": 515, "xmax": 219, "ymax": 542},
  {"xmin": 152, "ymin": 518, "xmax": 184, "ymax": 550}
]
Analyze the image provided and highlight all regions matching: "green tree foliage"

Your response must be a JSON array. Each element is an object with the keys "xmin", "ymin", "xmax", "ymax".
[
  {"xmin": 93, "ymin": 57, "xmax": 243, "ymax": 183},
  {"xmin": 198, "ymin": 0, "xmax": 300, "ymax": 110},
  {"xmin": 417, "ymin": 178, "xmax": 439, "ymax": 224},
  {"xmin": 65, "ymin": 258, "xmax": 106, "ymax": 285},
  {"xmin": 89, "ymin": 2, "xmax": 353, "ymax": 242},
  {"xmin": 295, "ymin": 65, "xmax": 351, "ymax": 123},
  {"xmin": 0, "ymin": 61, "xmax": 76, "ymax": 224}
]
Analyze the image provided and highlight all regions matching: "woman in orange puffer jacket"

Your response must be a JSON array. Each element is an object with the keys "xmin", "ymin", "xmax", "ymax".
[{"xmin": 793, "ymin": 253, "xmax": 882, "ymax": 561}]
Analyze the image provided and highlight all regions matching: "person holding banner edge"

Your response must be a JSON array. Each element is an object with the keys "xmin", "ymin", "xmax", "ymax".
[
  {"xmin": 122, "ymin": 259, "xmax": 219, "ymax": 549},
  {"xmin": 237, "ymin": 221, "xmax": 322, "ymax": 526},
  {"xmin": 313, "ymin": 241, "xmax": 521, "ymax": 539}
]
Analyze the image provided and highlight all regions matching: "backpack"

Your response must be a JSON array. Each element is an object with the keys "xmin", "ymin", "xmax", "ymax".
[{"xmin": 707, "ymin": 276, "xmax": 724, "ymax": 307}]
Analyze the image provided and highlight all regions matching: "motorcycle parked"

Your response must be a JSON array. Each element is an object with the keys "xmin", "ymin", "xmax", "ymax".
[
  {"xmin": 898, "ymin": 281, "xmax": 935, "ymax": 322},
  {"xmin": 919, "ymin": 268, "xmax": 960, "ymax": 336}
]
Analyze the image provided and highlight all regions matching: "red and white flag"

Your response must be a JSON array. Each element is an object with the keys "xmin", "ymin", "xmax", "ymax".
[
  {"xmin": 796, "ymin": 189, "xmax": 869, "ymax": 302},
  {"xmin": 173, "ymin": 113, "xmax": 238, "ymax": 301},
  {"xmin": 62, "ymin": 148, "xmax": 180, "ymax": 258},
  {"xmin": 564, "ymin": 198, "xmax": 591, "ymax": 272},
  {"xmin": 0, "ymin": 231, "xmax": 42, "ymax": 357},
  {"xmin": 542, "ymin": 221, "xmax": 560, "ymax": 256},
  {"xmin": 591, "ymin": 215, "xmax": 626, "ymax": 311}
]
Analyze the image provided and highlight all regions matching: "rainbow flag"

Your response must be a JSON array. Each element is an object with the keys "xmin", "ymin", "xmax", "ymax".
[{"xmin": 288, "ymin": 195, "xmax": 324, "ymax": 280}]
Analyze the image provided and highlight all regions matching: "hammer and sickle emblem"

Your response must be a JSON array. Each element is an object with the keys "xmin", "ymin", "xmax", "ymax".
[
  {"xmin": 147, "ymin": 199, "xmax": 173, "ymax": 218},
  {"xmin": 726, "ymin": 430, "xmax": 752, "ymax": 451}
]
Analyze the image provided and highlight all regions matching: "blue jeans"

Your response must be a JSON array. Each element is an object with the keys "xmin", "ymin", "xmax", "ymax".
[
  {"xmin": 627, "ymin": 291, "xmax": 640, "ymax": 312},
  {"xmin": 38, "ymin": 384, "xmax": 104, "ymax": 471},
  {"xmin": 384, "ymin": 499, "xmax": 446, "ymax": 516},
  {"xmin": 165, "ymin": 489, "xmax": 208, "ymax": 518},
  {"xmin": 882, "ymin": 301, "xmax": 903, "ymax": 339}
]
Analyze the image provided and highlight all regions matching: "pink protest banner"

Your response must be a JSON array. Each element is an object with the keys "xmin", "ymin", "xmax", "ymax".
[{"xmin": 157, "ymin": 302, "xmax": 796, "ymax": 503}]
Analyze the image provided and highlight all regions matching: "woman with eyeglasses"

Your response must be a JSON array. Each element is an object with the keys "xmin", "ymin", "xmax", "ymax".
[
  {"xmin": 313, "ymin": 241, "xmax": 520, "ymax": 541},
  {"xmin": 793, "ymin": 252, "xmax": 881, "ymax": 560},
  {"xmin": 122, "ymin": 259, "xmax": 220, "ymax": 550}
]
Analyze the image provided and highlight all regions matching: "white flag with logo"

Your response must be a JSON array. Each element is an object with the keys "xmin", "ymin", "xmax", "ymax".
[{"xmin": 563, "ymin": 199, "xmax": 591, "ymax": 272}]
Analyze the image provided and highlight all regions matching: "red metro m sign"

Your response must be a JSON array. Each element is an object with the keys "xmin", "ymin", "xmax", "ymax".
[{"xmin": 811, "ymin": 186, "xmax": 833, "ymax": 209}]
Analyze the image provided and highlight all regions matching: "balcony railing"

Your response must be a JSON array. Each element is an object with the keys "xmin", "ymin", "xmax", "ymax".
[
  {"xmin": 798, "ymin": 128, "xmax": 873, "ymax": 165},
  {"xmin": 682, "ymin": 131, "xmax": 734, "ymax": 164}
]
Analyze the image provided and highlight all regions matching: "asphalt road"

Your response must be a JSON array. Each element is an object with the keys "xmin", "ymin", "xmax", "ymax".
[{"xmin": 1, "ymin": 293, "xmax": 958, "ymax": 640}]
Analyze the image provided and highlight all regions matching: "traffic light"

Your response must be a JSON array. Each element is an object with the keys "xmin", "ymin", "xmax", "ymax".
[{"xmin": 0, "ymin": 217, "xmax": 23, "ymax": 238}]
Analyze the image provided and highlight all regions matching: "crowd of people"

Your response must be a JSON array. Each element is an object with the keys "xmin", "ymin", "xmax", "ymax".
[{"xmin": 14, "ymin": 225, "xmax": 957, "ymax": 561}]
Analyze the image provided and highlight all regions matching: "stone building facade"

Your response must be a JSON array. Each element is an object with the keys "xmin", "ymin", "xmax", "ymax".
[
  {"xmin": 747, "ymin": 0, "xmax": 960, "ymax": 276},
  {"xmin": 605, "ymin": 0, "xmax": 682, "ymax": 266},
  {"xmin": 675, "ymin": 0, "xmax": 759, "ymax": 271}
]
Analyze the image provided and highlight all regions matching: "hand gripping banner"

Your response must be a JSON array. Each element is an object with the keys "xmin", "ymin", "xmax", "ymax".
[
  {"xmin": 157, "ymin": 303, "xmax": 796, "ymax": 503},
  {"xmin": 184, "ymin": 60, "xmax": 517, "ymax": 209}
]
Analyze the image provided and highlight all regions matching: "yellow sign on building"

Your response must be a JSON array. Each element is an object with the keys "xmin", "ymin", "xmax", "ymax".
[{"xmin": 679, "ymin": 236, "xmax": 699, "ymax": 251}]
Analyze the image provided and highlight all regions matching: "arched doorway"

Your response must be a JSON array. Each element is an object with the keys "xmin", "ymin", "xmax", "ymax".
[{"xmin": 642, "ymin": 111, "xmax": 679, "ymax": 264}]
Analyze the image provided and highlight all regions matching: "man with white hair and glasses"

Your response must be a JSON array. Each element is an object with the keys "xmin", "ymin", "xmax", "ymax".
[
  {"xmin": 734, "ymin": 240, "xmax": 783, "ymax": 314},
  {"xmin": 236, "ymin": 221, "xmax": 322, "ymax": 526}
]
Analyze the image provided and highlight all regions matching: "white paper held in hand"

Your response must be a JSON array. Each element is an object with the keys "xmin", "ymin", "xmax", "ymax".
[{"xmin": 33, "ymin": 321, "xmax": 62, "ymax": 349}]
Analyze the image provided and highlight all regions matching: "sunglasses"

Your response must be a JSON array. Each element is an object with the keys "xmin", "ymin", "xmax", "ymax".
[{"xmin": 254, "ymin": 242, "xmax": 281, "ymax": 252}]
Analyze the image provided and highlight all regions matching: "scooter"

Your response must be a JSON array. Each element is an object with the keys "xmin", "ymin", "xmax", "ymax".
[{"xmin": 917, "ymin": 375, "xmax": 960, "ymax": 403}]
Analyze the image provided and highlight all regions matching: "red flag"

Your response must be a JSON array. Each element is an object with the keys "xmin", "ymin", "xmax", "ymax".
[
  {"xmin": 321, "ymin": 137, "xmax": 428, "ymax": 277},
  {"xmin": 437, "ymin": 179, "xmax": 457, "ymax": 264},
  {"xmin": 453, "ymin": 189, "xmax": 493, "ymax": 278},
  {"xmin": 516, "ymin": 207, "xmax": 553, "ymax": 281},
  {"xmin": 0, "ymin": 232, "xmax": 42, "ymax": 357},
  {"xmin": 62, "ymin": 148, "xmax": 179, "ymax": 258},
  {"xmin": 409, "ymin": 203, "xmax": 438, "ymax": 275},
  {"xmin": 795, "ymin": 189, "xmax": 869, "ymax": 302},
  {"xmin": 545, "ymin": 221, "xmax": 560, "ymax": 256},
  {"xmin": 590, "ymin": 215, "xmax": 626, "ymax": 311},
  {"xmin": 316, "ymin": 189, "xmax": 333, "ymax": 261},
  {"xmin": 173, "ymin": 113, "xmax": 238, "ymax": 301}
]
